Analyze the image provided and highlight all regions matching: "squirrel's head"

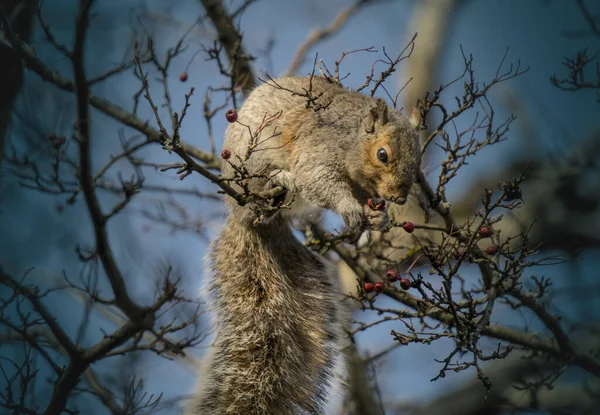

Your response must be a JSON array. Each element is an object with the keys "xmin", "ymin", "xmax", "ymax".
[{"xmin": 353, "ymin": 98, "xmax": 421, "ymax": 205}]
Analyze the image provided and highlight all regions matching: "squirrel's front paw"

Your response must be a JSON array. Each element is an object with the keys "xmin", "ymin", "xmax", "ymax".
[
  {"xmin": 268, "ymin": 169, "xmax": 296, "ymax": 194},
  {"xmin": 265, "ymin": 169, "xmax": 296, "ymax": 208},
  {"xmin": 363, "ymin": 204, "xmax": 389, "ymax": 231}
]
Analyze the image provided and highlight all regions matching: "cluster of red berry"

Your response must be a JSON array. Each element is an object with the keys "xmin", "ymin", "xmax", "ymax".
[
  {"xmin": 479, "ymin": 226, "xmax": 499, "ymax": 254},
  {"xmin": 366, "ymin": 197, "xmax": 415, "ymax": 233},
  {"xmin": 361, "ymin": 225, "xmax": 499, "ymax": 296},
  {"xmin": 455, "ymin": 226, "xmax": 499, "ymax": 259},
  {"xmin": 362, "ymin": 269, "xmax": 411, "ymax": 295},
  {"xmin": 219, "ymin": 109, "xmax": 239, "ymax": 159}
]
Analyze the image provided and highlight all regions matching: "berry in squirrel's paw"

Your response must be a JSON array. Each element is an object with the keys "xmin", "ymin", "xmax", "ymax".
[
  {"xmin": 179, "ymin": 72, "xmax": 188, "ymax": 82},
  {"xmin": 478, "ymin": 226, "xmax": 492, "ymax": 237},
  {"xmin": 221, "ymin": 148, "xmax": 231, "ymax": 160},
  {"xmin": 402, "ymin": 221, "xmax": 415, "ymax": 233},
  {"xmin": 363, "ymin": 282, "xmax": 375, "ymax": 293},
  {"xmin": 385, "ymin": 269, "xmax": 399, "ymax": 282},
  {"xmin": 400, "ymin": 278, "xmax": 411, "ymax": 290},
  {"xmin": 367, "ymin": 198, "xmax": 385, "ymax": 211},
  {"xmin": 225, "ymin": 109, "xmax": 238, "ymax": 123}
]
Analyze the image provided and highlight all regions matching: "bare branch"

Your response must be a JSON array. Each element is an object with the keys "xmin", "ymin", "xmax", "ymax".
[
  {"xmin": 285, "ymin": 0, "xmax": 383, "ymax": 76},
  {"xmin": 0, "ymin": 13, "xmax": 217, "ymax": 166},
  {"xmin": 200, "ymin": 0, "xmax": 257, "ymax": 93}
]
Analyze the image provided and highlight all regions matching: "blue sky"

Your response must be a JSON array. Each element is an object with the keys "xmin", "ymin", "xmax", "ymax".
[{"xmin": 1, "ymin": 0, "xmax": 599, "ymax": 413}]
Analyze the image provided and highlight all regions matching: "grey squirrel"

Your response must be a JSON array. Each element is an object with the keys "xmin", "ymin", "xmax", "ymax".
[{"xmin": 185, "ymin": 76, "xmax": 421, "ymax": 414}]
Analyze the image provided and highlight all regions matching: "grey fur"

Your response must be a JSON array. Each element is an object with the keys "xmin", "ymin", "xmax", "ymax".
[
  {"xmin": 186, "ymin": 214, "xmax": 346, "ymax": 414},
  {"xmin": 185, "ymin": 76, "xmax": 420, "ymax": 414},
  {"xmin": 220, "ymin": 76, "xmax": 421, "ymax": 228}
]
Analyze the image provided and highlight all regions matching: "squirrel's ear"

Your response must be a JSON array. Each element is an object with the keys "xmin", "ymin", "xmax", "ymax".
[
  {"xmin": 364, "ymin": 98, "xmax": 389, "ymax": 133},
  {"xmin": 409, "ymin": 106, "xmax": 421, "ymax": 129}
]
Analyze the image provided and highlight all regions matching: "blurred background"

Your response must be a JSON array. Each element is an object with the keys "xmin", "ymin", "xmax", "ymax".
[{"xmin": 1, "ymin": 0, "xmax": 599, "ymax": 414}]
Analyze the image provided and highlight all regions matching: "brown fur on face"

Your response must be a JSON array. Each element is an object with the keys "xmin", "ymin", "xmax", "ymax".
[{"xmin": 358, "ymin": 126, "xmax": 420, "ymax": 205}]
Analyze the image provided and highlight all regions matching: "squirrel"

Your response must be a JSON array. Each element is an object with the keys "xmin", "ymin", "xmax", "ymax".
[{"xmin": 185, "ymin": 76, "xmax": 421, "ymax": 415}]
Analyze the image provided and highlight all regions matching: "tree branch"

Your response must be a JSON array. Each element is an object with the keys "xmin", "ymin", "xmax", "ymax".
[
  {"xmin": 71, "ymin": 0, "xmax": 148, "ymax": 326},
  {"xmin": 0, "ymin": 12, "xmax": 217, "ymax": 166},
  {"xmin": 199, "ymin": 0, "xmax": 257, "ymax": 93},
  {"xmin": 0, "ymin": 270, "xmax": 78, "ymax": 358},
  {"xmin": 285, "ymin": 0, "xmax": 381, "ymax": 76},
  {"xmin": 328, "ymin": 229, "xmax": 600, "ymax": 378}
]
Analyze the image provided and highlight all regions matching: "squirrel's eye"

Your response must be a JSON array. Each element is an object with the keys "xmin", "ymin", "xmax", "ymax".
[{"xmin": 376, "ymin": 148, "xmax": 388, "ymax": 164}]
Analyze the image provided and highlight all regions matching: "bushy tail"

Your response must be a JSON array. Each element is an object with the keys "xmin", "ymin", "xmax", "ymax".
[{"xmin": 185, "ymin": 216, "xmax": 347, "ymax": 415}]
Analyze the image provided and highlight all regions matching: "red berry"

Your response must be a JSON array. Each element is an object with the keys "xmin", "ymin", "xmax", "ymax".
[
  {"xmin": 367, "ymin": 198, "xmax": 385, "ymax": 211},
  {"xmin": 454, "ymin": 249, "xmax": 464, "ymax": 259},
  {"xmin": 374, "ymin": 282, "xmax": 385, "ymax": 292},
  {"xmin": 399, "ymin": 278, "xmax": 411, "ymax": 290},
  {"xmin": 363, "ymin": 282, "xmax": 375, "ymax": 293},
  {"xmin": 385, "ymin": 269, "xmax": 399, "ymax": 282},
  {"xmin": 402, "ymin": 221, "xmax": 415, "ymax": 233},
  {"xmin": 221, "ymin": 148, "xmax": 231, "ymax": 159},
  {"xmin": 225, "ymin": 109, "xmax": 238, "ymax": 123},
  {"xmin": 179, "ymin": 72, "xmax": 188, "ymax": 82},
  {"xmin": 478, "ymin": 226, "xmax": 492, "ymax": 237},
  {"xmin": 485, "ymin": 245, "xmax": 498, "ymax": 255}
]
